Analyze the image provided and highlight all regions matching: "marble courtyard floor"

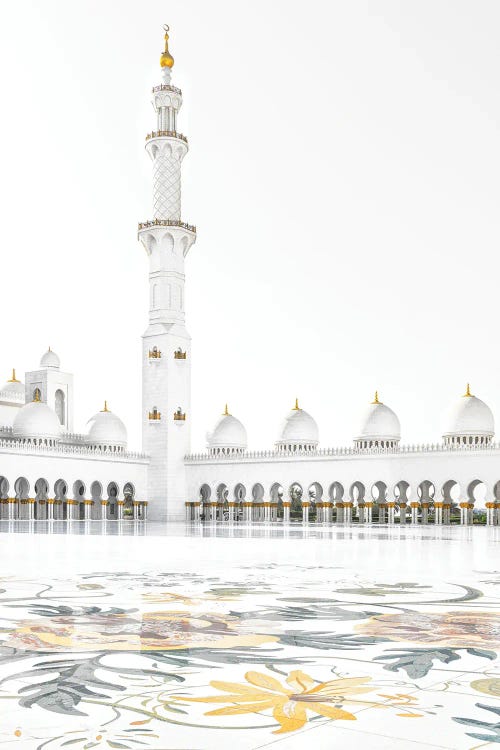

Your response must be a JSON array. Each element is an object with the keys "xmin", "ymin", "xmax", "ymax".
[{"xmin": 0, "ymin": 522, "xmax": 499, "ymax": 749}]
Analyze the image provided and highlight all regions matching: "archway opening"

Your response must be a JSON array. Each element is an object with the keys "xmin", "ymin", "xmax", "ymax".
[
  {"xmin": 441, "ymin": 480, "xmax": 461, "ymax": 523},
  {"xmin": 234, "ymin": 483, "xmax": 246, "ymax": 522},
  {"xmin": 289, "ymin": 483, "xmax": 303, "ymax": 521},
  {"xmin": 270, "ymin": 483, "xmax": 284, "ymax": 520},
  {"xmin": 308, "ymin": 482, "xmax": 323, "ymax": 522},
  {"xmin": 199, "ymin": 484, "xmax": 211, "ymax": 521}
]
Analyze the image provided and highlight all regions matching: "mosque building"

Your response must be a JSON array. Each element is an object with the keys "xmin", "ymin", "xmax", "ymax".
[{"xmin": 1, "ymin": 28, "xmax": 499, "ymax": 526}]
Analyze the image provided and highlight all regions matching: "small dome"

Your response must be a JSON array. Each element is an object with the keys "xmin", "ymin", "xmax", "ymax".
[
  {"xmin": 276, "ymin": 400, "xmax": 319, "ymax": 449},
  {"xmin": 443, "ymin": 384, "xmax": 494, "ymax": 440},
  {"xmin": 86, "ymin": 402, "xmax": 127, "ymax": 448},
  {"xmin": 355, "ymin": 392, "xmax": 401, "ymax": 443},
  {"xmin": 1, "ymin": 369, "xmax": 24, "ymax": 399},
  {"xmin": 13, "ymin": 399, "xmax": 62, "ymax": 440},
  {"xmin": 207, "ymin": 406, "xmax": 247, "ymax": 452},
  {"xmin": 40, "ymin": 348, "xmax": 60, "ymax": 369}
]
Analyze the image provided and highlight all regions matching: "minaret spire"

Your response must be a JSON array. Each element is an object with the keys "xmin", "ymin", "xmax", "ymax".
[{"xmin": 160, "ymin": 24, "xmax": 175, "ymax": 76}]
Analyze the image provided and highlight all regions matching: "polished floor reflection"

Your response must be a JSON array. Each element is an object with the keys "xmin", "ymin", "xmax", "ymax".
[{"xmin": 0, "ymin": 523, "xmax": 499, "ymax": 749}]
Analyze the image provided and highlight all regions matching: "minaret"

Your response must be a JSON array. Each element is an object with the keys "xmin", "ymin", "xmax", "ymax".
[{"xmin": 138, "ymin": 26, "xmax": 196, "ymax": 522}]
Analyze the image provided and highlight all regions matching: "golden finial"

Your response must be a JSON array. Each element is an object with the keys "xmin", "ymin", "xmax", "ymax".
[
  {"xmin": 8, "ymin": 368, "xmax": 19, "ymax": 383},
  {"xmin": 33, "ymin": 390, "xmax": 40, "ymax": 403},
  {"xmin": 372, "ymin": 391, "xmax": 381, "ymax": 404},
  {"xmin": 292, "ymin": 398, "xmax": 300, "ymax": 410},
  {"xmin": 101, "ymin": 400, "xmax": 109, "ymax": 412},
  {"xmin": 223, "ymin": 403, "xmax": 230, "ymax": 416},
  {"xmin": 464, "ymin": 383, "xmax": 472, "ymax": 397},
  {"xmin": 160, "ymin": 24, "xmax": 175, "ymax": 68}
]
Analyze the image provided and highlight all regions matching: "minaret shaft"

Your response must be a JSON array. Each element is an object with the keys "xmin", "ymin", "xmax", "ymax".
[{"xmin": 139, "ymin": 28, "xmax": 196, "ymax": 522}]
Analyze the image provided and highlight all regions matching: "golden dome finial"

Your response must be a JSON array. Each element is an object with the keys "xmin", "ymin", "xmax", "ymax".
[
  {"xmin": 292, "ymin": 398, "xmax": 300, "ymax": 410},
  {"xmin": 160, "ymin": 24, "xmax": 175, "ymax": 69},
  {"xmin": 223, "ymin": 403, "xmax": 230, "ymax": 416},
  {"xmin": 8, "ymin": 368, "xmax": 19, "ymax": 383},
  {"xmin": 464, "ymin": 383, "xmax": 472, "ymax": 397},
  {"xmin": 102, "ymin": 400, "xmax": 109, "ymax": 412},
  {"xmin": 372, "ymin": 391, "xmax": 381, "ymax": 404}
]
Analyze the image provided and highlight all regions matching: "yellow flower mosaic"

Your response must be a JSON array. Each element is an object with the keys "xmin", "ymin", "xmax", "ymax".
[{"xmin": 173, "ymin": 669, "xmax": 377, "ymax": 733}]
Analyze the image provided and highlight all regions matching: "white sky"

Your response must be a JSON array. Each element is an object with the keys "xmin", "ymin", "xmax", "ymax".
[{"xmin": 1, "ymin": 1, "xmax": 500, "ymax": 451}]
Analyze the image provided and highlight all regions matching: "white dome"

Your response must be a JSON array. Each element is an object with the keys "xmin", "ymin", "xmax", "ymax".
[
  {"xmin": 443, "ymin": 386, "xmax": 494, "ymax": 439},
  {"xmin": 1, "ymin": 370, "xmax": 24, "ymax": 399},
  {"xmin": 355, "ymin": 394, "xmax": 401, "ymax": 442},
  {"xmin": 13, "ymin": 400, "xmax": 62, "ymax": 440},
  {"xmin": 40, "ymin": 348, "xmax": 60, "ymax": 369},
  {"xmin": 86, "ymin": 404, "xmax": 127, "ymax": 448},
  {"xmin": 276, "ymin": 401, "xmax": 319, "ymax": 448},
  {"xmin": 207, "ymin": 408, "xmax": 247, "ymax": 451}
]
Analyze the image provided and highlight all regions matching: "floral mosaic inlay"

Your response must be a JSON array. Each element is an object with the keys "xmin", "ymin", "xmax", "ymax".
[{"xmin": 0, "ymin": 564, "xmax": 499, "ymax": 748}]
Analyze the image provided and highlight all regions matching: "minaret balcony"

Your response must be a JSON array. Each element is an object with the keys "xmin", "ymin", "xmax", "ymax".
[
  {"xmin": 152, "ymin": 84, "xmax": 182, "ymax": 95},
  {"xmin": 138, "ymin": 219, "xmax": 196, "ymax": 234},
  {"xmin": 146, "ymin": 130, "xmax": 187, "ymax": 144}
]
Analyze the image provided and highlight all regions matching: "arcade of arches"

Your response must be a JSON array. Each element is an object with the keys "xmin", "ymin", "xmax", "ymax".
[
  {"xmin": 187, "ymin": 479, "xmax": 499, "ymax": 525},
  {"xmin": 0, "ymin": 477, "xmax": 147, "ymax": 520}
]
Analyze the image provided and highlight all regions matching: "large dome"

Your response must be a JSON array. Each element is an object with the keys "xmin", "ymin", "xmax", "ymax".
[
  {"xmin": 13, "ymin": 399, "xmax": 62, "ymax": 441},
  {"xmin": 354, "ymin": 392, "xmax": 401, "ymax": 446},
  {"xmin": 86, "ymin": 402, "xmax": 127, "ymax": 448},
  {"xmin": 275, "ymin": 400, "xmax": 319, "ymax": 450},
  {"xmin": 1, "ymin": 369, "xmax": 24, "ymax": 399},
  {"xmin": 40, "ymin": 348, "xmax": 60, "ymax": 369},
  {"xmin": 207, "ymin": 406, "xmax": 247, "ymax": 454},
  {"xmin": 443, "ymin": 385, "xmax": 494, "ymax": 444}
]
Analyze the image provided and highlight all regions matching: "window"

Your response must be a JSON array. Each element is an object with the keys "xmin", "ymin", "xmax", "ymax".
[{"xmin": 55, "ymin": 389, "xmax": 65, "ymax": 425}]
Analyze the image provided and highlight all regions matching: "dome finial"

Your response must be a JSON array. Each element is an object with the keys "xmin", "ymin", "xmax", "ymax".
[
  {"xmin": 8, "ymin": 368, "xmax": 19, "ymax": 383},
  {"xmin": 372, "ymin": 391, "xmax": 381, "ymax": 404},
  {"xmin": 464, "ymin": 383, "xmax": 472, "ymax": 397},
  {"xmin": 160, "ymin": 24, "xmax": 175, "ymax": 69},
  {"xmin": 223, "ymin": 403, "xmax": 230, "ymax": 416},
  {"xmin": 101, "ymin": 400, "xmax": 109, "ymax": 412},
  {"xmin": 292, "ymin": 398, "xmax": 300, "ymax": 410}
]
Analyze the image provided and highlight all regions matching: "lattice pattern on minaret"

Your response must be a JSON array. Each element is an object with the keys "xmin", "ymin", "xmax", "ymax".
[{"xmin": 152, "ymin": 152, "xmax": 181, "ymax": 220}]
